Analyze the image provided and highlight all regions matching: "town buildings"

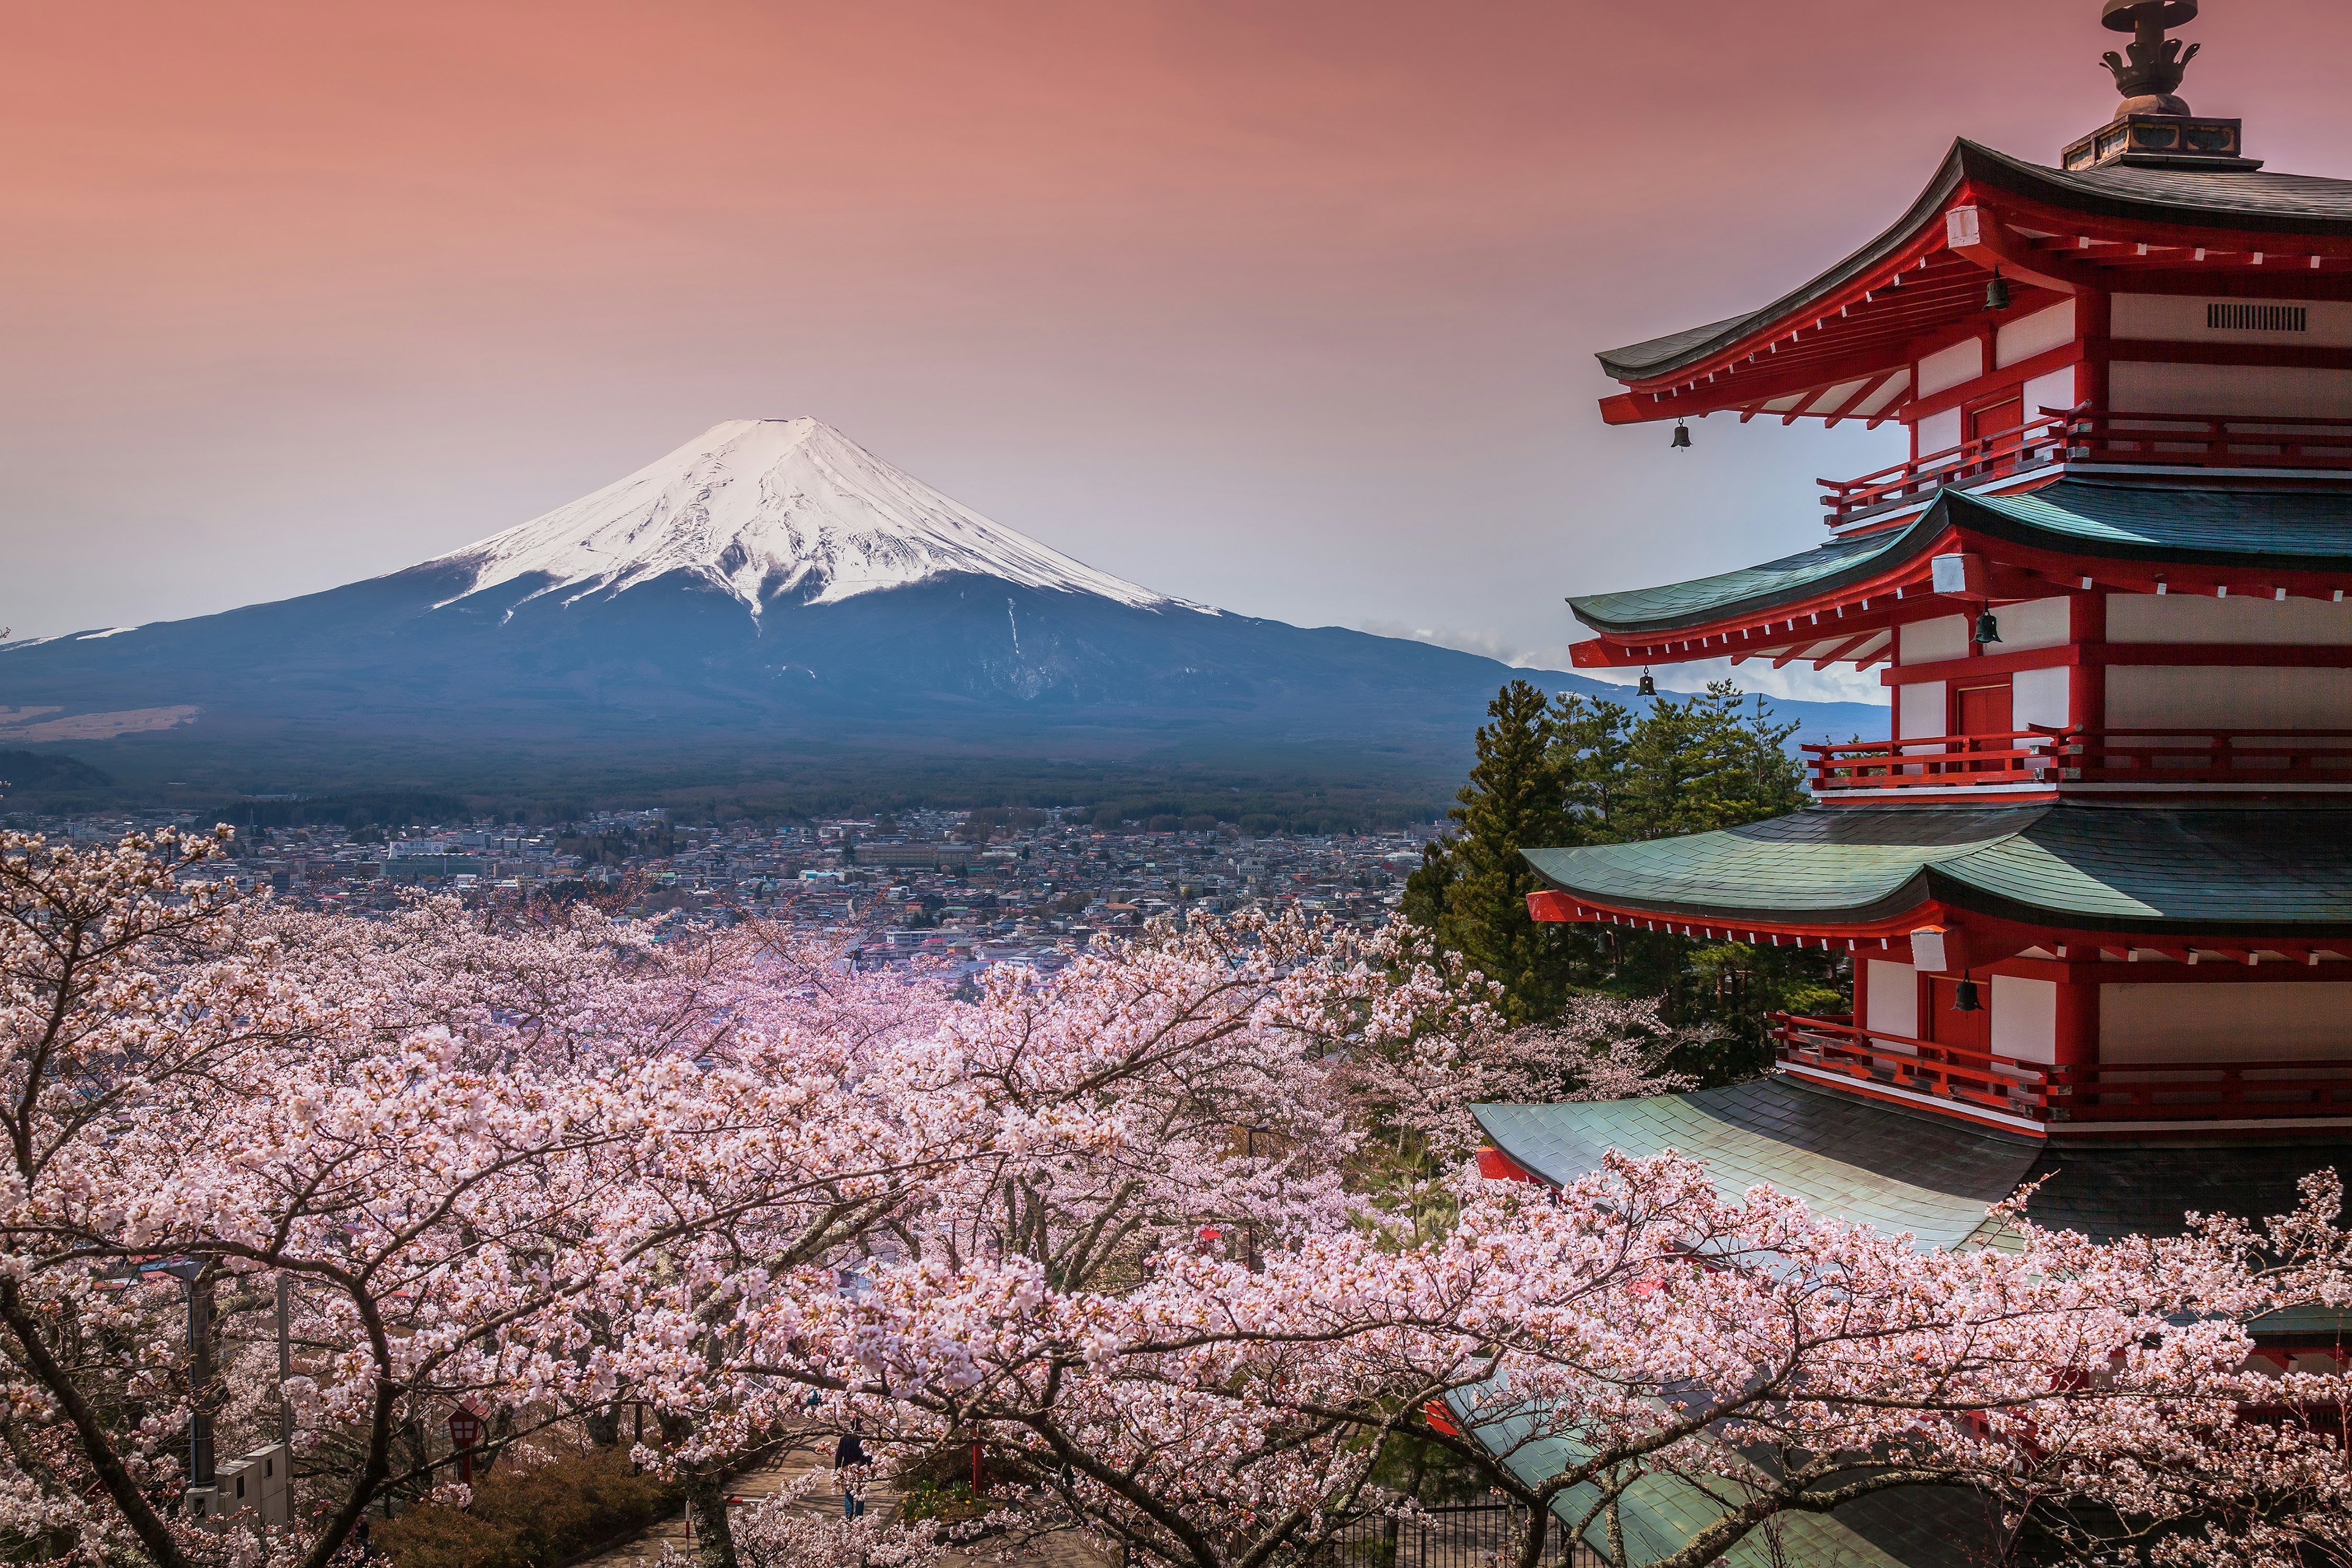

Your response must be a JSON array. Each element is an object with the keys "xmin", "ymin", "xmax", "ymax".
[
  {"xmin": 1476, "ymin": 4, "xmax": 2352, "ymax": 1563},
  {"xmin": 4, "ymin": 804, "xmax": 1420, "ymax": 971}
]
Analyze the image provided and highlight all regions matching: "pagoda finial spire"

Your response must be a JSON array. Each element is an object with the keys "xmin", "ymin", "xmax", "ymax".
[{"xmin": 2100, "ymin": 0, "xmax": 2201, "ymax": 116}]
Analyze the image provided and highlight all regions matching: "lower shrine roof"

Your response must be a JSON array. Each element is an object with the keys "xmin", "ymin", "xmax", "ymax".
[
  {"xmin": 1476, "ymin": 1077, "xmax": 2352, "ymax": 1253},
  {"xmin": 1476, "ymin": 1080, "xmax": 2038, "ymax": 1251},
  {"xmin": 1521, "ymin": 804, "xmax": 2352, "ymax": 935},
  {"xmin": 1468, "ymin": 1080, "xmax": 2352, "ymax": 1568},
  {"xmin": 1569, "ymin": 479, "xmax": 2352, "ymax": 639}
]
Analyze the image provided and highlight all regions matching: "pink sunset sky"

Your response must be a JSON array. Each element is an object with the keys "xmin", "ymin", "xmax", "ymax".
[{"xmin": 4, "ymin": 0, "xmax": 2348, "ymax": 699}]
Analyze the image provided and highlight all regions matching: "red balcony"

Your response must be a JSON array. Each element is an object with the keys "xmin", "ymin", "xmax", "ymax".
[
  {"xmin": 1806, "ymin": 728, "xmax": 2352, "ymax": 794},
  {"xmin": 2045, "ymin": 728, "xmax": 2352, "ymax": 785},
  {"xmin": 2063, "ymin": 410, "xmax": 2352, "ymax": 474},
  {"xmin": 1774, "ymin": 1014, "xmax": 2352, "ymax": 1126},
  {"xmin": 1819, "ymin": 409, "xmax": 2352, "ymax": 526},
  {"xmin": 1805, "ymin": 731, "xmax": 2056, "ymax": 793},
  {"xmin": 1819, "ymin": 413, "xmax": 2071, "ymax": 525}
]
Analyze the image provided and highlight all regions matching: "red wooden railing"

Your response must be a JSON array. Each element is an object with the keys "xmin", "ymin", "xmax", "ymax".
[
  {"xmin": 1774, "ymin": 1014, "xmax": 2352, "ymax": 1125},
  {"xmin": 2062, "ymin": 410, "xmax": 2352, "ymax": 473},
  {"xmin": 1806, "ymin": 731, "xmax": 2058, "ymax": 792},
  {"xmin": 1818, "ymin": 408, "xmax": 2352, "ymax": 525},
  {"xmin": 1808, "ymin": 728, "xmax": 2352, "ymax": 793},
  {"xmin": 1819, "ymin": 413, "xmax": 2071, "ymax": 523},
  {"xmin": 1774, "ymin": 1014, "xmax": 2052, "ymax": 1119},
  {"xmin": 2041, "ymin": 728, "xmax": 2352, "ymax": 785}
]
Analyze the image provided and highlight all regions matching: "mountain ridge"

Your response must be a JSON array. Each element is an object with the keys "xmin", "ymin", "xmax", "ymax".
[{"xmin": 1, "ymin": 418, "xmax": 1885, "ymax": 802}]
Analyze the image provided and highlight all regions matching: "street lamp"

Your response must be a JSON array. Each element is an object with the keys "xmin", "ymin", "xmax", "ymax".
[{"xmin": 447, "ymin": 1405, "xmax": 486, "ymax": 1485}]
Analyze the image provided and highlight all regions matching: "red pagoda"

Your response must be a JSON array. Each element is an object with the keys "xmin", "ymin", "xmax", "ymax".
[{"xmin": 1472, "ymin": 4, "xmax": 2352, "ymax": 1561}]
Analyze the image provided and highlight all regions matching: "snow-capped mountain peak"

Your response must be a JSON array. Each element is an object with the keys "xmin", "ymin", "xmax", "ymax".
[{"xmin": 426, "ymin": 417, "xmax": 1187, "ymax": 616}]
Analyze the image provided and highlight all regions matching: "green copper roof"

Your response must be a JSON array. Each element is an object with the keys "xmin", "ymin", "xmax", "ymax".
[
  {"xmin": 1521, "ymin": 805, "xmax": 2352, "ymax": 935},
  {"xmin": 1458, "ymin": 1388, "xmax": 1981, "ymax": 1568},
  {"xmin": 1947, "ymin": 483, "xmax": 2352, "ymax": 571},
  {"xmin": 1476, "ymin": 1080, "xmax": 2039, "ymax": 1252},
  {"xmin": 1600, "ymin": 138, "xmax": 2352, "ymax": 383},
  {"xmin": 1477, "ymin": 1079, "xmax": 2352, "ymax": 1332},
  {"xmin": 1569, "ymin": 521, "xmax": 1927, "ymax": 636},
  {"xmin": 1569, "ymin": 481, "xmax": 2352, "ymax": 638}
]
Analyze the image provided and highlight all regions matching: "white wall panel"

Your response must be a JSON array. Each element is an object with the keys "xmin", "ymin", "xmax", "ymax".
[
  {"xmin": 2109, "ymin": 360, "xmax": 2352, "ymax": 418},
  {"xmin": 1997, "ymin": 302, "xmax": 2075, "ymax": 368},
  {"xmin": 2024, "ymin": 368, "xmax": 2078, "ymax": 418},
  {"xmin": 1918, "ymin": 339, "xmax": 1986, "ymax": 398},
  {"xmin": 1998, "ymin": 596, "xmax": 2071, "ymax": 650},
  {"xmin": 2013, "ymin": 666, "xmax": 2070, "ymax": 731},
  {"xmin": 1900, "ymin": 615, "xmax": 1970, "ymax": 664},
  {"xmin": 2106, "ymin": 593, "xmax": 2352, "ymax": 644},
  {"xmin": 1866, "ymin": 960, "xmax": 1918, "ymax": 1043},
  {"xmin": 2106, "ymin": 666, "xmax": 2352, "ymax": 728},
  {"xmin": 2113, "ymin": 293, "xmax": 2352, "ymax": 348},
  {"xmin": 1991, "ymin": 976, "xmax": 2057, "ymax": 1065},
  {"xmin": 1915, "ymin": 405, "xmax": 1962, "ymax": 458},
  {"xmin": 2103, "ymin": 982, "xmax": 2352, "ymax": 1064},
  {"xmin": 1897, "ymin": 681, "xmax": 1948, "ymax": 741}
]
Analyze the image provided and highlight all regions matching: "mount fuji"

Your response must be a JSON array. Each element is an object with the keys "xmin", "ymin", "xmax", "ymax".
[{"xmin": 1, "ymin": 418, "xmax": 1882, "ymax": 800}]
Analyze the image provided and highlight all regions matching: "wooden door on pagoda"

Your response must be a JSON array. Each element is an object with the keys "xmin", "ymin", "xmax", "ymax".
[
  {"xmin": 1926, "ymin": 978, "xmax": 1990, "ymax": 1055},
  {"xmin": 1954, "ymin": 676, "xmax": 2013, "ymax": 773},
  {"xmin": 1967, "ymin": 395, "xmax": 2022, "ymax": 447}
]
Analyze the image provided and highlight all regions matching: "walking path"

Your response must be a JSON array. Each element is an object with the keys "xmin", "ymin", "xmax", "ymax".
[{"xmin": 576, "ymin": 1434, "xmax": 1114, "ymax": 1568}]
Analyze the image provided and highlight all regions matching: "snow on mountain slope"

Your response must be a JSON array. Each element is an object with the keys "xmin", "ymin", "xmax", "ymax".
[{"xmin": 426, "ymin": 417, "xmax": 1194, "ymax": 618}]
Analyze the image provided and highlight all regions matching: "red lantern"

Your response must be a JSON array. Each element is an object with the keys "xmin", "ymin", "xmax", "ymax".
[{"xmin": 448, "ymin": 1405, "xmax": 485, "ymax": 1485}]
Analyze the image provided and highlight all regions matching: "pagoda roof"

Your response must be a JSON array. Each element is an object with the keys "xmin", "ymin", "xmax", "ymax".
[
  {"xmin": 1466, "ymin": 1080, "xmax": 2351, "ymax": 1566},
  {"xmin": 1475, "ymin": 1077, "xmax": 2352, "ymax": 1264},
  {"xmin": 1520, "ymin": 804, "xmax": 2352, "ymax": 937},
  {"xmin": 1569, "ymin": 479, "xmax": 2352, "ymax": 646},
  {"xmin": 1597, "ymin": 139, "xmax": 2352, "ymax": 425}
]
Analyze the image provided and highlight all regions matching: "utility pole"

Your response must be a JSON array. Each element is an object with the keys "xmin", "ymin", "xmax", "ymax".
[
  {"xmin": 277, "ymin": 1273, "xmax": 293, "ymax": 1443},
  {"xmin": 161, "ymin": 1261, "xmax": 216, "ymax": 1490}
]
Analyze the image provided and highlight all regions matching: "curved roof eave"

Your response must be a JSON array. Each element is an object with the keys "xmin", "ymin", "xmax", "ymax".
[
  {"xmin": 1570, "ymin": 481, "xmax": 2352, "ymax": 643},
  {"xmin": 1596, "ymin": 140, "xmax": 2352, "ymax": 386},
  {"xmin": 1567, "ymin": 512, "xmax": 1943, "ymax": 638},
  {"xmin": 1595, "ymin": 140, "xmax": 1972, "ymax": 383},
  {"xmin": 1523, "ymin": 806, "xmax": 2352, "ymax": 937}
]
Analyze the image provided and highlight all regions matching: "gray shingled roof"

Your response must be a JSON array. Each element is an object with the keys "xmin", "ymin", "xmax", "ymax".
[
  {"xmin": 1521, "ymin": 805, "xmax": 2352, "ymax": 935},
  {"xmin": 1465, "ymin": 1077, "xmax": 2352, "ymax": 1567},
  {"xmin": 1476, "ymin": 1080, "xmax": 2041, "ymax": 1250},
  {"xmin": 1599, "ymin": 140, "xmax": 2352, "ymax": 383},
  {"xmin": 1569, "ymin": 481, "xmax": 2352, "ymax": 638}
]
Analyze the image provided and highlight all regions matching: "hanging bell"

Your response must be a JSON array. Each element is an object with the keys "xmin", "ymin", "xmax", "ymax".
[
  {"xmin": 1985, "ymin": 271, "xmax": 2013, "ymax": 312},
  {"xmin": 1637, "ymin": 668, "xmax": 1657, "ymax": 698},
  {"xmin": 1974, "ymin": 609, "xmax": 2002, "ymax": 644},
  {"xmin": 1670, "ymin": 421, "xmax": 1692, "ymax": 450},
  {"xmin": 1951, "ymin": 978, "xmax": 1983, "ymax": 1013}
]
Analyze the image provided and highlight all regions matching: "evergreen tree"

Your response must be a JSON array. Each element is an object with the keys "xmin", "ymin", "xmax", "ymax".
[
  {"xmin": 1410, "ymin": 677, "xmax": 1842, "ymax": 1079},
  {"xmin": 1420, "ymin": 680, "xmax": 1575, "ymax": 1024}
]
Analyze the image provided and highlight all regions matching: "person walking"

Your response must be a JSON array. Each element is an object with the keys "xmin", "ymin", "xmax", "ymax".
[{"xmin": 834, "ymin": 1426, "xmax": 868, "ymax": 1520}]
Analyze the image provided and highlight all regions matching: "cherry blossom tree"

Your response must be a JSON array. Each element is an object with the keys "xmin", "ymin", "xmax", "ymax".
[{"xmin": 6, "ymin": 829, "xmax": 2346, "ymax": 1568}]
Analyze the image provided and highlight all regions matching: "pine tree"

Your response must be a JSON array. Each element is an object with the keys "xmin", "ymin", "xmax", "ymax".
[{"xmin": 1422, "ymin": 680, "xmax": 1575, "ymax": 1024}]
